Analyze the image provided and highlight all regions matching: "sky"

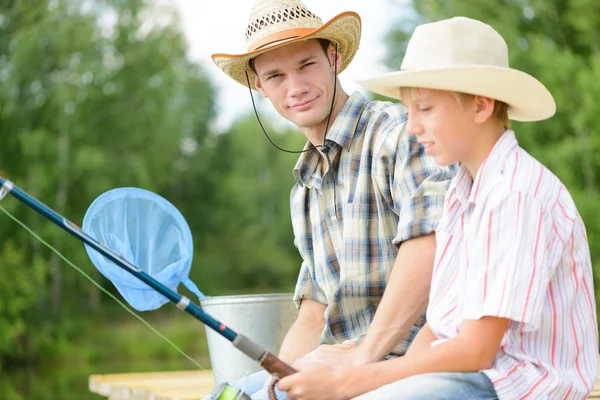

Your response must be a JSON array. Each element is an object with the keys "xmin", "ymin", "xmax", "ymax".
[{"xmin": 172, "ymin": 0, "xmax": 407, "ymax": 130}]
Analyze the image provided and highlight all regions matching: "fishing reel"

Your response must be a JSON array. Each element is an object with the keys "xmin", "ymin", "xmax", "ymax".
[{"xmin": 209, "ymin": 382, "xmax": 252, "ymax": 400}]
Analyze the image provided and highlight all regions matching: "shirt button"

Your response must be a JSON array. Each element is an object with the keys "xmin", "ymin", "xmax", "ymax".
[{"xmin": 331, "ymin": 215, "xmax": 337, "ymax": 221}]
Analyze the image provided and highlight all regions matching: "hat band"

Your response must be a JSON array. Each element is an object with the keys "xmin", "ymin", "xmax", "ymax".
[{"xmin": 249, "ymin": 27, "xmax": 318, "ymax": 52}]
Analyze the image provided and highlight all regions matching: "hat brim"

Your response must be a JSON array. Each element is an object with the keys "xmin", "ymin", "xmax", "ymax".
[
  {"xmin": 356, "ymin": 65, "xmax": 556, "ymax": 122},
  {"xmin": 212, "ymin": 11, "xmax": 361, "ymax": 90}
]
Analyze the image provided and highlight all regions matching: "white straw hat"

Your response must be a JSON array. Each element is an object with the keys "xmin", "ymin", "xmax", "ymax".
[
  {"xmin": 212, "ymin": 0, "xmax": 361, "ymax": 90},
  {"xmin": 357, "ymin": 17, "xmax": 556, "ymax": 122}
]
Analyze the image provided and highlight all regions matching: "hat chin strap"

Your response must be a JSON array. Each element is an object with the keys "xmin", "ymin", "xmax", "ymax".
[{"xmin": 245, "ymin": 43, "xmax": 338, "ymax": 154}]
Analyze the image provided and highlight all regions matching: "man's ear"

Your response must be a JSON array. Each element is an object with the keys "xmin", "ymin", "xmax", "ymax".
[
  {"xmin": 327, "ymin": 44, "xmax": 343, "ymax": 74},
  {"xmin": 254, "ymin": 74, "xmax": 268, "ymax": 98},
  {"xmin": 473, "ymin": 95, "xmax": 495, "ymax": 124}
]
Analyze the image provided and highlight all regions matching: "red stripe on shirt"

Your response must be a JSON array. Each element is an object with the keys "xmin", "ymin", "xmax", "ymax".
[
  {"xmin": 549, "ymin": 281, "xmax": 557, "ymax": 365},
  {"xmin": 510, "ymin": 151, "xmax": 520, "ymax": 191},
  {"xmin": 520, "ymin": 208, "xmax": 543, "ymax": 324},
  {"xmin": 519, "ymin": 369, "xmax": 549, "ymax": 399},
  {"xmin": 534, "ymin": 164, "xmax": 544, "ymax": 197},
  {"xmin": 433, "ymin": 234, "xmax": 453, "ymax": 275}
]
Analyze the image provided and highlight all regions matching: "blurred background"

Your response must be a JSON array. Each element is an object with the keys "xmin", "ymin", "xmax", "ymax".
[{"xmin": 0, "ymin": 0, "xmax": 598, "ymax": 398}]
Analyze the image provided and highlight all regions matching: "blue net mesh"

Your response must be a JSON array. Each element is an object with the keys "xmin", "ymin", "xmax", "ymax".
[{"xmin": 82, "ymin": 187, "xmax": 203, "ymax": 311}]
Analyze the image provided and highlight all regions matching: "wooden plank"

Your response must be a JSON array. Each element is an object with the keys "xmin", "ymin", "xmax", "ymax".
[
  {"xmin": 90, "ymin": 361, "xmax": 600, "ymax": 399},
  {"xmin": 89, "ymin": 370, "xmax": 214, "ymax": 400}
]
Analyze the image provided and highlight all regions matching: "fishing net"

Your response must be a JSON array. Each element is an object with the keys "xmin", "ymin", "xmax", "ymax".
[{"xmin": 82, "ymin": 187, "xmax": 203, "ymax": 311}]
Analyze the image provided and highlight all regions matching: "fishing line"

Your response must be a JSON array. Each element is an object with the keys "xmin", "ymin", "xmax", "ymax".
[{"xmin": 0, "ymin": 203, "xmax": 204, "ymax": 370}]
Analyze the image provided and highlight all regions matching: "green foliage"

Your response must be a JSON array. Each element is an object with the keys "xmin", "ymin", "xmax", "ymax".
[
  {"xmin": 0, "ymin": 0, "xmax": 216, "ymax": 364},
  {"xmin": 385, "ymin": 0, "xmax": 600, "ymax": 308},
  {"xmin": 186, "ymin": 113, "xmax": 305, "ymax": 294}
]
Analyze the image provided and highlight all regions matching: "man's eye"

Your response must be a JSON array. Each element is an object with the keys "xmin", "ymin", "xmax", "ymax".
[
  {"xmin": 267, "ymin": 74, "xmax": 282, "ymax": 81},
  {"xmin": 301, "ymin": 62, "xmax": 315, "ymax": 69}
]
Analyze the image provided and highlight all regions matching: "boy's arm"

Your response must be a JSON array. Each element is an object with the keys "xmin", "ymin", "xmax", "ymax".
[
  {"xmin": 405, "ymin": 322, "xmax": 437, "ymax": 356},
  {"xmin": 336, "ymin": 316, "xmax": 510, "ymax": 398}
]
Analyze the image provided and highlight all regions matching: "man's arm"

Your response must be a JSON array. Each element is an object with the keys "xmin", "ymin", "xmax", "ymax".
[
  {"xmin": 352, "ymin": 232, "xmax": 435, "ymax": 363},
  {"xmin": 349, "ymin": 122, "xmax": 450, "ymax": 363},
  {"xmin": 299, "ymin": 233, "xmax": 435, "ymax": 366},
  {"xmin": 278, "ymin": 298, "xmax": 327, "ymax": 364}
]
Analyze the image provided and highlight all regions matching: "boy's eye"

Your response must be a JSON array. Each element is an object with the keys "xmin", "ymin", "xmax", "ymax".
[{"xmin": 419, "ymin": 106, "xmax": 431, "ymax": 112}]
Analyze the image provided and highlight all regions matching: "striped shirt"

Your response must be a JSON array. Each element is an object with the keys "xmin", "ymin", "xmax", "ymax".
[
  {"xmin": 291, "ymin": 91, "xmax": 454, "ymax": 356},
  {"xmin": 428, "ymin": 130, "xmax": 598, "ymax": 399}
]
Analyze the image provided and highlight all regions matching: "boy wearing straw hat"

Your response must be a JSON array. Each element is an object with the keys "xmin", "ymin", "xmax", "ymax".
[
  {"xmin": 275, "ymin": 16, "xmax": 598, "ymax": 400},
  {"xmin": 211, "ymin": 0, "xmax": 454, "ymax": 398}
]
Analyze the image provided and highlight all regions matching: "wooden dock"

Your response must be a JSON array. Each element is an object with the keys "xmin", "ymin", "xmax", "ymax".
[
  {"xmin": 89, "ymin": 370, "xmax": 215, "ymax": 400},
  {"xmin": 90, "ymin": 363, "xmax": 600, "ymax": 399}
]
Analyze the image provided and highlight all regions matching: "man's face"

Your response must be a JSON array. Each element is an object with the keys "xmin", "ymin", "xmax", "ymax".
[{"xmin": 253, "ymin": 39, "xmax": 338, "ymax": 129}]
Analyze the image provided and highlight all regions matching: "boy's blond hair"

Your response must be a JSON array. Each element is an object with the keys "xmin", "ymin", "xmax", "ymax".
[{"xmin": 399, "ymin": 87, "xmax": 511, "ymax": 130}]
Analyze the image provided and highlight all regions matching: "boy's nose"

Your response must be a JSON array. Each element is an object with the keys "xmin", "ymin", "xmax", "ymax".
[{"xmin": 406, "ymin": 115, "xmax": 423, "ymax": 136}]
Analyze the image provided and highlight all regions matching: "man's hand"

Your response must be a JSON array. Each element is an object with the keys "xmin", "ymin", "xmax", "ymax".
[
  {"xmin": 297, "ymin": 342, "xmax": 369, "ymax": 368},
  {"xmin": 277, "ymin": 359, "xmax": 347, "ymax": 400}
]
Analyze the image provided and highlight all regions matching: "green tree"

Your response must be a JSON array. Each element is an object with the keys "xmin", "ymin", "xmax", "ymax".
[
  {"xmin": 190, "ymin": 113, "xmax": 306, "ymax": 294},
  {"xmin": 0, "ymin": 0, "xmax": 215, "ymax": 363}
]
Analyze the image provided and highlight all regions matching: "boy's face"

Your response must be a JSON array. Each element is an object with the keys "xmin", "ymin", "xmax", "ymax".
[
  {"xmin": 404, "ymin": 89, "xmax": 477, "ymax": 166},
  {"xmin": 253, "ymin": 39, "xmax": 339, "ymax": 129}
]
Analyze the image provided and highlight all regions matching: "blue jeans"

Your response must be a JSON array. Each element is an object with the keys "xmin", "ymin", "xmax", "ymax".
[
  {"xmin": 353, "ymin": 372, "xmax": 498, "ymax": 399},
  {"xmin": 232, "ymin": 370, "xmax": 289, "ymax": 400},
  {"xmin": 232, "ymin": 371, "xmax": 497, "ymax": 400}
]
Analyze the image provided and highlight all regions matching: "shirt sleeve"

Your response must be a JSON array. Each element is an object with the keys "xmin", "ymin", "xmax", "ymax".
[
  {"xmin": 293, "ymin": 260, "xmax": 328, "ymax": 308},
  {"xmin": 377, "ymin": 122, "xmax": 453, "ymax": 244},
  {"xmin": 461, "ymin": 191, "xmax": 555, "ymax": 331}
]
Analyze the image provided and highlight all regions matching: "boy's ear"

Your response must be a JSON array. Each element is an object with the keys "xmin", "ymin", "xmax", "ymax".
[{"xmin": 473, "ymin": 96, "xmax": 496, "ymax": 124}]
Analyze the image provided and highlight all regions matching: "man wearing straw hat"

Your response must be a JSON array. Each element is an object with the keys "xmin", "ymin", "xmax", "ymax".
[
  {"xmin": 212, "ymin": 1, "xmax": 454, "ymax": 398},
  {"xmin": 272, "ymin": 16, "xmax": 598, "ymax": 400}
]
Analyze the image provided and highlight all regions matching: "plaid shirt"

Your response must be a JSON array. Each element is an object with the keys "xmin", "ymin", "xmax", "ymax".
[{"xmin": 291, "ymin": 92, "xmax": 454, "ymax": 356}]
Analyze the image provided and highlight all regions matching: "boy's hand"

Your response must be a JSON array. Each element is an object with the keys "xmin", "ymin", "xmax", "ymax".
[{"xmin": 277, "ymin": 359, "xmax": 346, "ymax": 400}]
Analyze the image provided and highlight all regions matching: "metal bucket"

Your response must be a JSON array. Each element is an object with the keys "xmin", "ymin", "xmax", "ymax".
[{"xmin": 199, "ymin": 293, "xmax": 298, "ymax": 385}]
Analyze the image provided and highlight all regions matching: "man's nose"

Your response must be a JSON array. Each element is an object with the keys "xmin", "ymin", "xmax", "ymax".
[{"xmin": 287, "ymin": 73, "xmax": 309, "ymax": 97}]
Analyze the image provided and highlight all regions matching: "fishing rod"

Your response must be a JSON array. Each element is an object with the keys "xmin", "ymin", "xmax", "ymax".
[{"xmin": 0, "ymin": 176, "xmax": 296, "ymax": 389}]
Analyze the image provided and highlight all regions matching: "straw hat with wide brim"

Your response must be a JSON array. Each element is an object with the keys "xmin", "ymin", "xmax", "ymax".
[
  {"xmin": 356, "ymin": 17, "xmax": 556, "ymax": 122},
  {"xmin": 212, "ymin": 0, "xmax": 361, "ymax": 90}
]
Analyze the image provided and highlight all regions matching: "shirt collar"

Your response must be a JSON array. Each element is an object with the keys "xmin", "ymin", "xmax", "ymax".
[
  {"xmin": 451, "ymin": 130, "xmax": 519, "ymax": 205},
  {"xmin": 293, "ymin": 91, "xmax": 369, "ymax": 188}
]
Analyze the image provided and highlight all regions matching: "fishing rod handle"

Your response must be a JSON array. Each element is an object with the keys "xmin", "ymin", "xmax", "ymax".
[
  {"xmin": 259, "ymin": 351, "xmax": 297, "ymax": 378},
  {"xmin": 233, "ymin": 334, "xmax": 296, "ymax": 378}
]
